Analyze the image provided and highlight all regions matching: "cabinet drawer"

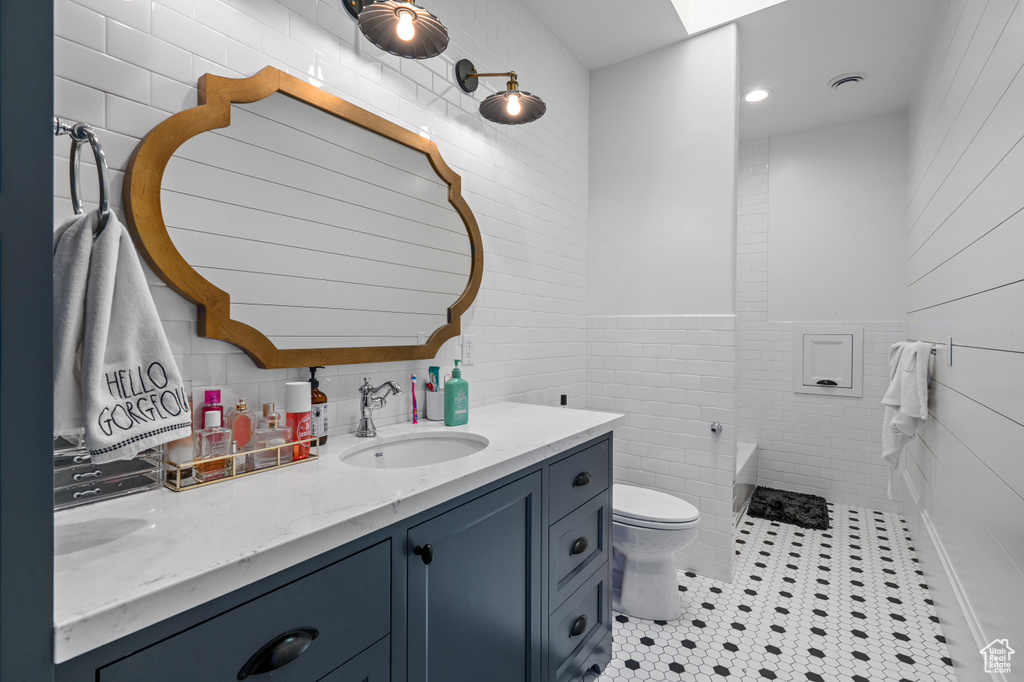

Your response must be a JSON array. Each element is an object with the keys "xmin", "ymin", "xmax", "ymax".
[
  {"xmin": 549, "ymin": 569, "xmax": 608, "ymax": 681},
  {"xmin": 549, "ymin": 439, "xmax": 610, "ymax": 522},
  {"xmin": 54, "ymin": 456, "xmax": 157, "ymax": 490},
  {"xmin": 549, "ymin": 494, "xmax": 608, "ymax": 611},
  {"xmin": 318, "ymin": 636, "xmax": 390, "ymax": 681},
  {"xmin": 99, "ymin": 541, "xmax": 390, "ymax": 682},
  {"xmin": 559, "ymin": 631, "xmax": 611, "ymax": 682}
]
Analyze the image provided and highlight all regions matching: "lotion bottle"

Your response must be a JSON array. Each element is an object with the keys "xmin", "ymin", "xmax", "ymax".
[
  {"xmin": 308, "ymin": 366, "xmax": 328, "ymax": 445},
  {"xmin": 444, "ymin": 359, "xmax": 469, "ymax": 426}
]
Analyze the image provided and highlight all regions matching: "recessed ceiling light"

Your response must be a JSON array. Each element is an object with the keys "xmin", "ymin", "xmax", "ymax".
[
  {"xmin": 742, "ymin": 88, "xmax": 772, "ymax": 103},
  {"xmin": 828, "ymin": 73, "xmax": 866, "ymax": 91}
]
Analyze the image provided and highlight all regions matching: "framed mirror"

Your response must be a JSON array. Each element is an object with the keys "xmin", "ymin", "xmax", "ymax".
[{"xmin": 124, "ymin": 66, "xmax": 483, "ymax": 369}]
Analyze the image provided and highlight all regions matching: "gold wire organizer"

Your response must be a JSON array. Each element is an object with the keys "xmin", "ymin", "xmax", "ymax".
[{"xmin": 164, "ymin": 438, "xmax": 320, "ymax": 492}]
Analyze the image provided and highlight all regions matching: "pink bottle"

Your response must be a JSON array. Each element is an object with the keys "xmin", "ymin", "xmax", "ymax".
[
  {"xmin": 201, "ymin": 389, "xmax": 224, "ymax": 430},
  {"xmin": 285, "ymin": 382, "xmax": 311, "ymax": 461}
]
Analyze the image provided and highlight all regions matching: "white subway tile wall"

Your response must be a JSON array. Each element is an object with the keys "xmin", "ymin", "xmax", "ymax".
[
  {"xmin": 53, "ymin": 0, "xmax": 591, "ymax": 434},
  {"xmin": 586, "ymin": 315, "xmax": 736, "ymax": 581},
  {"xmin": 735, "ymin": 139, "xmax": 906, "ymax": 512}
]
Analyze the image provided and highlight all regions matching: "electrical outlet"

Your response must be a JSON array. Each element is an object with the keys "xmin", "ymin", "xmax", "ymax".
[
  {"xmin": 462, "ymin": 334, "xmax": 475, "ymax": 365},
  {"xmin": 417, "ymin": 331, "xmax": 428, "ymax": 345}
]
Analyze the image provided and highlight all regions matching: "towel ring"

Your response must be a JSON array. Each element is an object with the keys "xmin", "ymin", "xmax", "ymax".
[{"xmin": 54, "ymin": 117, "xmax": 111, "ymax": 220}]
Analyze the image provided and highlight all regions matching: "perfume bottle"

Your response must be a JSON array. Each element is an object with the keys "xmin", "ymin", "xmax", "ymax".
[
  {"xmin": 200, "ymin": 389, "xmax": 224, "ymax": 430},
  {"xmin": 194, "ymin": 410, "xmax": 231, "ymax": 482},
  {"xmin": 226, "ymin": 397, "xmax": 256, "ymax": 456},
  {"xmin": 254, "ymin": 403, "xmax": 291, "ymax": 469}
]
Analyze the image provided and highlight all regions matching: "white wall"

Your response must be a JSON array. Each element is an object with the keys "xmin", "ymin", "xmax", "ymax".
[
  {"xmin": 768, "ymin": 112, "xmax": 907, "ymax": 321},
  {"xmin": 735, "ymin": 125, "xmax": 908, "ymax": 512},
  {"xmin": 588, "ymin": 24, "xmax": 737, "ymax": 316},
  {"xmin": 586, "ymin": 24, "xmax": 738, "ymax": 581},
  {"xmin": 902, "ymin": 0, "xmax": 1024, "ymax": 678},
  {"xmin": 53, "ymin": 0, "xmax": 592, "ymax": 432}
]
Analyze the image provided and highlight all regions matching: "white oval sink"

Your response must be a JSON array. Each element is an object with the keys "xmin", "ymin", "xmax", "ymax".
[{"xmin": 339, "ymin": 432, "xmax": 489, "ymax": 469}]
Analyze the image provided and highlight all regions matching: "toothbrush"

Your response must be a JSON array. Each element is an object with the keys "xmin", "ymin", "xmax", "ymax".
[{"xmin": 411, "ymin": 374, "xmax": 418, "ymax": 424}]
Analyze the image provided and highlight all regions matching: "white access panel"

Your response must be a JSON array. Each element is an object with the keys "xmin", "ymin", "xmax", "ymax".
[
  {"xmin": 802, "ymin": 335, "xmax": 853, "ymax": 388},
  {"xmin": 794, "ymin": 326, "xmax": 863, "ymax": 397}
]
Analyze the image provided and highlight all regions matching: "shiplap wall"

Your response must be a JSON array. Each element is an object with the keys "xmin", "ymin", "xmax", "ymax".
[
  {"xmin": 164, "ymin": 92, "xmax": 470, "ymax": 350},
  {"xmin": 53, "ymin": 0, "xmax": 590, "ymax": 433},
  {"xmin": 903, "ymin": 0, "xmax": 1024, "ymax": 678}
]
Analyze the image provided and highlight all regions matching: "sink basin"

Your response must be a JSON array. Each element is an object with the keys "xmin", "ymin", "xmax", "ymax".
[{"xmin": 339, "ymin": 432, "xmax": 489, "ymax": 469}]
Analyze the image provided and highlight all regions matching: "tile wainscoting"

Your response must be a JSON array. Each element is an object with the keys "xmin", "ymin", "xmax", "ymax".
[{"xmin": 587, "ymin": 314, "xmax": 736, "ymax": 581}]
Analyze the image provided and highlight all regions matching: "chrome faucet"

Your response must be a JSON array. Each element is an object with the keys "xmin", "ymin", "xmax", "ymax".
[{"xmin": 356, "ymin": 378, "xmax": 403, "ymax": 437}]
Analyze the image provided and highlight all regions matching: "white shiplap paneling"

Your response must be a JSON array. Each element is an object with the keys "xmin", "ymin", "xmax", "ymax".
[{"xmin": 904, "ymin": 0, "xmax": 1024, "ymax": 678}]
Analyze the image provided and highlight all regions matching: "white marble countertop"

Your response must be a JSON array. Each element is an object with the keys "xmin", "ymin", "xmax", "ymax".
[{"xmin": 53, "ymin": 402, "xmax": 623, "ymax": 664}]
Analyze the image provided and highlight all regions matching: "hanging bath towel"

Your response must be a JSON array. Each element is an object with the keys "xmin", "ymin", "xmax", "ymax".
[
  {"xmin": 54, "ymin": 210, "xmax": 192, "ymax": 463},
  {"xmin": 881, "ymin": 341, "xmax": 931, "ymax": 499}
]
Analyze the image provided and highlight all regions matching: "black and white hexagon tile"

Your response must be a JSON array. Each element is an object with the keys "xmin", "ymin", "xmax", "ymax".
[{"xmin": 602, "ymin": 503, "xmax": 956, "ymax": 681}]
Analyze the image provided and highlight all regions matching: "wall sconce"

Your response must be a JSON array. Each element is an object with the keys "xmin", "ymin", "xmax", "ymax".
[
  {"xmin": 455, "ymin": 59, "xmax": 546, "ymax": 125},
  {"xmin": 345, "ymin": 0, "xmax": 449, "ymax": 60}
]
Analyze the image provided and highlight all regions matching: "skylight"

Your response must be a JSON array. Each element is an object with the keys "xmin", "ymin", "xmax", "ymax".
[{"xmin": 671, "ymin": 0, "xmax": 789, "ymax": 34}]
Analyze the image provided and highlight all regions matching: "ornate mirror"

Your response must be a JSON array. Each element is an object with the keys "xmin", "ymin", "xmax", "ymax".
[{"xmin": 125, "ymin": 66, "xmax": 482, "ymax": 369}]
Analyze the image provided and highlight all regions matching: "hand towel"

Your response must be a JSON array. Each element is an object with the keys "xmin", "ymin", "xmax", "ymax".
[
  {"xmin": 881, "ymin": 341, "xmax": 931, "ymax": 498},
  {"xmin": 54, "ymin": 210, "xmax": 192, "ymax": 463}
]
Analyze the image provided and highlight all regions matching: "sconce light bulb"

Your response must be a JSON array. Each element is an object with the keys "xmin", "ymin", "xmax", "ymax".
[
  {"xmin": 396, "ymin": 11, "xmax": 416, "ymax": 41},
  {"xmin": 506, "ymin": 93, "xmax": 521, "ymax": 116}
]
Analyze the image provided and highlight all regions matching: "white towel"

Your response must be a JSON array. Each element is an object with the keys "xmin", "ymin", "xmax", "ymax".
[
  {"xmin": 881, "ymin": 341, "xmax": 931, "ymax": 498},
  {"xmin": 54, "ymin": 210, "xmax": 192, "ymax": 462}
]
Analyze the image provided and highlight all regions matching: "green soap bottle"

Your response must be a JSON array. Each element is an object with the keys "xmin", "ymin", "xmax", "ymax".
[{"xmin": 444, "ymin": 359, "xmax": 469, "ymax": 426}]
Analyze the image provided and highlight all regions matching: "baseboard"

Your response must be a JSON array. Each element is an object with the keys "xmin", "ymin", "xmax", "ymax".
[{"xmin": 903, "ymin": 471, "xmax": 1004, "ymax": 682}]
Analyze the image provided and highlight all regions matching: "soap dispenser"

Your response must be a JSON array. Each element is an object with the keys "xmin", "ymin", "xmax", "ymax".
[
  {"xmin": 444, "ymin": 359, "xmax": 469, "ymax": 426},
  {"xmin": 308, "ymin": 366, "xmax": 328, "ymax": 446}
]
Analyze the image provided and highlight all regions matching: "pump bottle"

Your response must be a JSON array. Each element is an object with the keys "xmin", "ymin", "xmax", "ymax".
[
  {"xmin": 444, "ymin": 359, "xmax": 469, "ymax": 426},
  {"xmin": 308, "ymin": 366, "xmax": 329, "ymax": 445}
]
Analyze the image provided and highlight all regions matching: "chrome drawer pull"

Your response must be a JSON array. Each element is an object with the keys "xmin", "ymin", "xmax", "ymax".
[
  {"xmin": 73, "ymin": 470, "xmax": 102, "ymax": 481},
  {"xmin": 72, "ymin": 488, "xmax": 102, "ymax": 499},
  {"xmin": 570, "ymin": 616, "xmax": 588, "ymax": 638},
  {"xmin": 238, "ymin": 627, "xmax": 319, "ymax": 679},
  {"xmin": 570, "ymin": 537, "xmax": 589, "ymax": 556},
  {"xmin": 572, "ymin": 472, "xmax": 592, "ymax": 488},
  {"xmin": 72, "ymin": 454, "xmax": 91, "ymax": 464}
]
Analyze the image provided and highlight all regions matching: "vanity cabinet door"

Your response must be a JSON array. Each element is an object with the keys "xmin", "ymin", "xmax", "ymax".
[{"xmin": 407, "ymin": 472, "xmax": 542, "ymax": 682}]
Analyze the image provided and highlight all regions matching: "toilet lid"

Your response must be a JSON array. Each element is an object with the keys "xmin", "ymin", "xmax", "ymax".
[{"xmin": 613, "ymin": 484, "xmax": 699, "ymax": 524}]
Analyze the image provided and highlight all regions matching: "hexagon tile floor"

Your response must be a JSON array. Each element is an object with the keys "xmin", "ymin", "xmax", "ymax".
[{"xmin": 601, "ymin": 502, "xmax": 957, "ymax": 681}]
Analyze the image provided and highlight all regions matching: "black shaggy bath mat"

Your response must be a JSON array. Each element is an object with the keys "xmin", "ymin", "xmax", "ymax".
[{"xmin": 746, "ymin": 486, "xmax": 830, "ymax": 530}]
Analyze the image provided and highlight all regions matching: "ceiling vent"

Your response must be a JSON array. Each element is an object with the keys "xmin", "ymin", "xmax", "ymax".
[{"xmin": 828, "ymin": 73, "xmax": 865, "ymax": 91}]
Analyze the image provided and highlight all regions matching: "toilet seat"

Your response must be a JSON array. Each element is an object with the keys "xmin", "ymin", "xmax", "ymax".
[
  {"xmin": 613, "ymin": 484, "xmax": 700, "ymax": 526},
  {"xmin": 613, "ymin": 515, "xmax": 699, "ymax": 531}
]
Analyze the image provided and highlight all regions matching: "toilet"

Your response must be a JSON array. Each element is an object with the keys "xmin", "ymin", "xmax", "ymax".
[{"xmin": 611, "ymin": 484, "xmax": 700, "ymax": 621}]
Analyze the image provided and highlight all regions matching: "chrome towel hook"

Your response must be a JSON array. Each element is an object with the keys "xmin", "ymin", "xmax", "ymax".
[{"xmin": 54, "ymin": 116, "xmax": 110, "ymax": 225}]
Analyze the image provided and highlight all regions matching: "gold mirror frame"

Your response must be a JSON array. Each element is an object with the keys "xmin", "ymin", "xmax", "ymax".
[{"xmin": 124, "ymin": 67, "xmax": 483, "ymax": 369}]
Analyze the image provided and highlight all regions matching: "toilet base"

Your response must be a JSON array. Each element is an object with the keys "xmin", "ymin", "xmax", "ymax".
[{"xmin": 611, "ymin": 548, "xmax": 681, "ymax": 621}]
